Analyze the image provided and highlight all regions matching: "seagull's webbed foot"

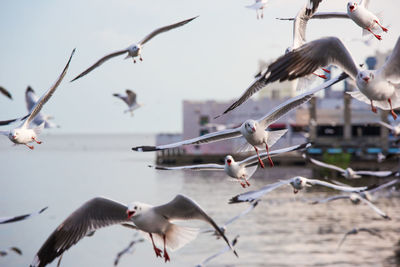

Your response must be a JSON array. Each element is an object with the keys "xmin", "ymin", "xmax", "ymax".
[
  {"xmin": 25, "ymin": 144, "xmax": 34, "ymax": 150},
  {"xmin": 388, "ymin": 98, "xmax": 397, "ymax": 120},
  {"xmin": 133, "ymin": 58, "xmax": 137, "ymax": 64},
  {"xmin": 367, "ymin": 28, "xmax": 382, "ymax": 40},
  {"xmin": 293, "ymin": 189, "xmax": 299, "ymax": 194},
  {"xmin": 240, "ymin": 182, "xmax": 247, "ymax": 188},
  {"xmin": 139, "ymin": 56, "xmax": 143, "ymax": 61}
]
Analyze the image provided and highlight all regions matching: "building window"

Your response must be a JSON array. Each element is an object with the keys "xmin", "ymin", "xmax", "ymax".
[
  {"xmin": 317, "ymin": 126, "xmax": 343, "ymax": 137},
  {"xmin": 352, "ymin": 125, "xmax": 380, "ymax": 137},
  {"xmin": 200, "ymin": 129, "xmax": 209, "ymax": 136},
  {"xmin": 199, "ymin": 115, "xmax": 209, "ymax": 126}
]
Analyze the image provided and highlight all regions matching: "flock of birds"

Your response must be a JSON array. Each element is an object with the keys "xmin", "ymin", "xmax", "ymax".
[{"xmin": 1, "ymin": 0, "xmax": 400, "ymax": 266}]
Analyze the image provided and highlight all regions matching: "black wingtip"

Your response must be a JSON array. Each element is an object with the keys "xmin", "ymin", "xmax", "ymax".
[
  {"xmin": 132, "ymin": 146, "xmax": 158, "ymax": 152},
  {"xmin": 228, "ymin": 195, "xmax": 243, "ymax": 204},
  {"xmin": 233, "ymin": 249, "xmax": 239, "ymax": 258},
  {"xmin": 26, "ymin": 86, "xmax": 34, "ymax": 93},
  {"xmin": 39, "ymin": 207, "xmax": 48, "ymax": 214}
]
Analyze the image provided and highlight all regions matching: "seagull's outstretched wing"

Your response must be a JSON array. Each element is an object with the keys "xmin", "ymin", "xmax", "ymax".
[
  {"xmin": 125, "ymin": 90, "xmax": 137, "ymax": 106},
  {"xmin": 0, "ymin": 114, "xmax": 30, "ymax": 126},
  {"xmin": 357, "ymin": 196, "xmax": 390, "ymax": 219},
  {"xmin": 153, "ymin": 194, "xmax": 238, "ymax": 257},
  {"xmin": 149, "ymin": 163, "xmax": 224, "ymax": 171},
  {"xmin": 22, "ymin": 49, "xmax": 75, "ymax": 129},
  {"xmin": 30, "ymin": 198, "xmax": 129, "ymax": 267},
  {"xmin": 367, "ymin": 179, "xmax": 400, "ymax": 194},
  {"xmin": 378, "ymin": 121, "xmax": 395, "ymax": 131},
  {"xmin": 138, "ymin": 16, "xmax": 198, "ymax": 46},
  {"xmin": 25, "ymin": 86, "xmax": 38, "ymax": 112},
  {"xmin": 293, "ymin": 0, "xmax": 323, "ymax": 48},
  {"xmin": 0, "ymin": 86, "xmax": 12, "ymax": 100},
  {"xmin": 113, "ymin": 235, "xmax": 144, "ymax": 266},
  {"xmin": 132, "ymin": 127, "xmax": 241, "ymax": 152},
  {"xmin": 113, "ymin": 93, "xmax": 129, "ymax": 105},
  {"xmin": 223, "ymin": 200, "xmax": 259, "ymax": 227},
  {"xmin": 196, "ymin": 235, "xmax": 239, "ymax": 267},
  {"xmin": 229, "ymin": 180, "xmax": 292, "ymax": 203},
  {"xmin": 71, "ymin": 49, "xmax": 127, "ymax": 82},
  {"xmin": 0, "ymin": 207, "xmax": 47, "ymax": 224},
  {"xmin": 307, "ymin": 155, "xmax": 346, "ymax": 173},
  {"xmin": 311, "ymin": 12, "xmax": 349, "ymax": 19},
  {"xmin": 337, "ymin": 227, "xmax": 385, "ymax": 250},
  {"xmin": 0, "ymin": 247, "xmax": 22, "ymax": 257},
  {"xmin": 379, "ymin": 36, "xmax": 400, "ymax": 84},
  {"xmin": 239, "ymin": 143, "xmax": 311, "ymax": 167},
  {"xmin": 359, "ymin": 0, "xmax": 370, "ymax": 8},
  {"xmin": 355, "ymin": 170, "xmax": 395, "ymax": 177},
  {"xmin": 311, "ymin": 195, "xmax": 350, "ymax": 204},
  {"xmin": 305, "ymin": 178, "xmax": 369, "ymax": 192}
]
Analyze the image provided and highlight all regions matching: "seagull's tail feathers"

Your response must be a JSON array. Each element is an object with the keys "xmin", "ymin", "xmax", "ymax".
[
  {"xmin": 266, "ymin": 129, "xmax": 288, "ymax": 147},
  {"xmin": 33, "ymin": 122, "xmax": 45, "ymax": 136},
  {"xmin": 165, "ymin": 224, "xmax": 199, "ymax": 251}
]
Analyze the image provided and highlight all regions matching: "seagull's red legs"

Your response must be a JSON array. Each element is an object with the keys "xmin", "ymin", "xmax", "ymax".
[
  {"xmin": 388, "ymin": 98, "xmax": 398, "ymax": 120},
  {"xmin": 163, "ymin": 235, "xmax": 170, "ymax": 263},
  {"xmin": 25, "ymin": 144, "xmax": 34, "ymax": 150},
  {"xmin": 374, "ymin": 20, "xmax": 388, "ymax": 32},
  {"xmin": 265, "ymin": 144, "xmax": 274, "ymax": 167},
  {"xmin": 32, "ymin": 137, "xmax": 42, "ymax": 144},
  {"xmin": 149, "ymin": 233, "xmax": 163, "ymax": 258},
  {"xmin": 370, "ymin": 100, "xmax": 377, "ymax": 113},
  {"xmin": 322, "ymin": 68, "xmax": 331, "ymax": 73},
  {"xmin": 254, "ymin": 146, "xmax": 265, "ymax": 168},
  {"xmin": 367, "ymin": 28, "xmax": 382, "ymax": 40},
  {"xmin": 312, "ymin": 73, "xmax": 327, "ymax": 79}
]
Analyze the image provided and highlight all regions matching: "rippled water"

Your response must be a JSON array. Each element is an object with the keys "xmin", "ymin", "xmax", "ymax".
[{"xmin": 0, "ymin": 134, "xmax": 399, "ymax": 267}]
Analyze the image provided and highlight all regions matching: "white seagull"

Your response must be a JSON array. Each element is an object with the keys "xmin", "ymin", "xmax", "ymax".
[
  {"xmin": 305, "ymin": 154, "xmax": 396, "ymax": 179},
  {"xmin": 229, "ymin": 176, "xmax": 370, "ymax": 203},
  {"xmin": 30, "ymin": 195, "xmax": 237, "ymax": 267},
  {"xmin": 246, "ymin": 0, "xmax": 268, "ymax": 19},
  {"xmin": 250, "ymin": 36, "xmax": 400, "ymax": 119},
  {"xmin": 113, "ymin": 89, "xmax": 142, "ymax": 116},
  {"xmin": 70, "ymin": 16, "xmax": 198, "ymax": 82},
  {"xmin": 378, "ymin": 121, "xmax": 400, "ymax": 135},
  {"xmin": 195, "ymin": 235, "xmax": 240, "ymax": 267},
  {"xmin": 150, "ymin": 143, "xmax": 310, "ymax": 188},
  {"xmin": 337, "ymin": 227, "xmax": 383, "ymax": 250},
  {"xmin": 311, "ymin": 179, "xmax": 400, "ymax": 219},
  {"xmin": 25, "ymin": 86, "xmax": 59, "ymax": 128},
  {"xmin": 0, "ymin": 49, "xmax": 75, "ymax": 149},
  {"xmin": 133, "ymin": 76, "xmax": 346, "ymax": 168},
  {"xmin": 0, "ymin": 207, "xmax": 47, "ymax": 224},
  {"xmin": 0, "ymin": 86, "xmax": 12, "ymax": 100}
]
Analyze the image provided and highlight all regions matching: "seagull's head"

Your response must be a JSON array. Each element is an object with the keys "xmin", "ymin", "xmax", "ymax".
[
  {"xmin": 225, "ymin": 155, "xmax": 234, "ymax": 166},
  {"xmin": 349, "ymin": 193, "xmax": 361, "ymax": 204},
  {"xmin": 9, "ymin": 129, "xmax": 18, "ymax": 140},
  {"xmin": 126, "ymin": 202, "xmax": 144, "ymax": 219},
  {"xmin": 290, "ymin": 176, "xmax": 308, "ymax": 193},
  {"xmin": 347, "ymin": 2, "xmax": 357, "ymax": 13},
  {"xmin": 243, "ymin": 120, "xmax": 257, "ymax": 134},
  {"xmin": 358, "ymin": 71, "xmax": 374, "ymax": 84}
]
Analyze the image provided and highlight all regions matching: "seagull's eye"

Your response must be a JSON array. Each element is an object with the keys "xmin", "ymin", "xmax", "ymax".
[{"xmin": 134, "ymin": 206, "xmax": 137, "ymax": 210}]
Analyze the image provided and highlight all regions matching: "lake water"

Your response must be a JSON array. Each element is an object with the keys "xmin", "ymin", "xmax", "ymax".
[{"xmin": 0, "ymin": 134, "xmax": 399, "ymax": 267}]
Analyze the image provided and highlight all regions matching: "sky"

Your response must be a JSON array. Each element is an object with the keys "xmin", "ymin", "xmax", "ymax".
[{"xmin": 0, "ymin": 0, "xmax": 399, "ymax": 134}]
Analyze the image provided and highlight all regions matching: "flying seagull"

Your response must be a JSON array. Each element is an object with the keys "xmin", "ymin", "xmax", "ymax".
[
  {"xmin": 30, "ymin": 195, "xmax": 237, "ymax": 267},
  {"xmin": 0, "ymin": 86, "xmax": 12, "ymax": 100},
  {"xmin": 229, "ymin": 176, "xmax": 369, "ymax": 203},
  {"xmin": 0, "ymin": 247, "xmax": 22, "ymax": 257},
  {"xmin": 237, "ymin": 36, "xmax": 400, "ymax": 119},
  {"xmin": 305, "ymin": 154, "xmax": 396, "ymax": 179},
  {"xmin": 0, "ymin": 49, "xmax": 75, "ymax": 149},
  {"xmin": 378, "ymin": 121, "xmax": 400, "ymax": 136},
  {"xmin": 133, "ymin": 75, "xmax": 346, "ymax": 168},
  {"xmin": 246, "ymin": 0, "xmax": 268, "ymax": 19},
  {"xmin": 337, "ymin": 227, "xmax": 384, "ymax": 250},
  {"xmin": 71, "ymin": 16, "xmax": 198, "ymax": 82},
  {"xmin": 195, "ymin": 235, "xmax": 240, "ymax": 267},
  {"xmin": 0, "ymin": 207, "xmax": 47, "ymax": 224},
  {"xmin": 25, "ymin": 86, "xmax": 59, "ymax": 128},
  {"xmin": 150, "ymin": 143, "xmax": 310, "ymax": 188},
  {"xmin": 113, "ymin": 89, "xmax": 142, "ymax": 116}
]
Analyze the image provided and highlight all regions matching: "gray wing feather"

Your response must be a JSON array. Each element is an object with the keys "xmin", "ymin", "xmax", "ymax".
[
  {"xmin": 380, "ymin": 36, "xmax": 400, "ymax": 83},
  {"xmin": 311, "ymin": 195, "xmax": 350, "ymax": 204},
  {"xmin": 150, "ymin": 163, "xmax": 224, "ymax": 171},
  {"xmin": 70, "ymin": 49, "xmax": 127, "ymax": 82},
  {"xmin": 125, "ymin": 90, "xmax": 137, "ymax": 106},
  {"xmin": 153, "ymin": 194, "xmax": 238, "ymax": 257},
  {"xmin": 138, "ymin": 16, "xmax": 198, "ymax": 46},
  {"xmin": 229, "ymin": 180, "xmax": 291, "ymax": 203},
  {"xmin": 367, "ymin": 179, "xmax": 400, "ymax": 194},
  {"xmin": 31, "ymin": 197, "xmax": 129, "ymax": 267},
  {"xmin": 312, "ymin": 12, "xmax": 349, "ymax": 19},
  {"xmin": 358, "ymin": 197, "xmax": 390, "ymax": 219},
  {"xmin": 23, "ymin": 49, "xmax": 75, "ymax": 129},
  {"xmin": 25, "ymin": 86, "xmax": 38, "ymax": 112}
]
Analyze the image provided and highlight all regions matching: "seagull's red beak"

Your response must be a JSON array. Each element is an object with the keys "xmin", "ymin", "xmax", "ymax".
[
  {"xmin": 349, "ymin": 5, "xmax": 355, "ymax": 12},
  {"xmin": 126, "ymin": 210, "xmax": 135, "ymax": 219},
  {"xmin": 227, "ymin": 159, "xmax": 232, "ymax": 166},
  {"xmin": 251, "ymin": 127, "xmax": 256, "ymax": 133},
  {"xmin": 363, "ymin": 77, "xmax": 370, "ymax": 83},
  {"xmin": 12, "ymin": 135, "xmax": 16, "ymax": 139}
]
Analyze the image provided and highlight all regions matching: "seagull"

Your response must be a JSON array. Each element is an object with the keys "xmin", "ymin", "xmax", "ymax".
[
  {"xmin": 229, "ymin": 176, "xmax": 370, "ymax": 203},
  {"xmin": 245, "ymin": 0, "xmax": 268, "ymax": 19},
  {"xmin": 0, "ymin": 114, "xmax": 30, "ymax": 126},
  {"xmin": 25, "ymin": 86, "xmax": 59, "ymax": 128},
  {"xmin": 113, "ymin": 89, "xmax": 142, "ymax": 116},
  {"xmin": 133, "ymin": 76, "xmax": 346, "ymax": 168},
  {"xmin": 311, "ymin": 179, "xmax": 400, "ymax": 219},
  {"xmin": 0, "ymin": 86, "xmax": 12, "ymax": 100},
  {"xmin": 150, "ymin": 143, "xmax": 310, "ymax": 188},
  {"xmin": 247, "ymin": 36, "xmax": 400, "ymax": 119},
  {"xmin": 0, "ymin": 49, "xmax": 75, "ymax": 149},
  {"xmin": 0, "ymin": 207, "xmax": 47, "ymax": 224},
  {"xmin": 70, "ymin": 16, "xmax": 198, "ymax": 82},
  {"xmin": 337, "ymin": 227, "xmax": 383, "ymax": 250},
  {"xmin": 113, "ymin": 233, "xmax": 144, "ymax": 266},
  {"xmin": 30, "ymin": 195, "xmax": 237, "ymax": 267},
  {"xmin": 378, "ymin": 121, "xmax": 400, "ymax": 135},
  {"xmin": 201, "ymin": 200, "xmax": 259, "ymax": 237},
  {"xmin": 305, "ymin": 154, "xmax": 396, "ymax": 179},
  {"xmin": 195, "ymin": 235, "xmax": 240, "ymax": 267},
  {"xmin": 0, "ymin": 247, "xmax": 22, "ymax": 257}
]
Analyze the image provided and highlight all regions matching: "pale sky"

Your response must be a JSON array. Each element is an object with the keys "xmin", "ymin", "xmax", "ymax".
[{"xmin": 0, "ymin": 0, "xmax": 399, "ymax": 134}]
